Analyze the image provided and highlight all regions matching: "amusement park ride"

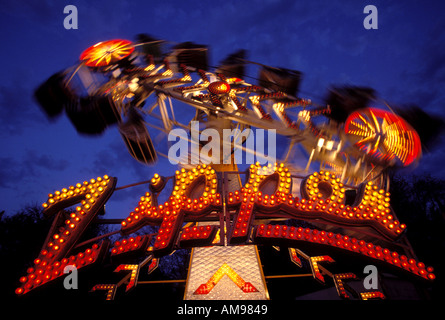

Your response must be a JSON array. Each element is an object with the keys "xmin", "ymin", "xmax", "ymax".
[{"xmin": 16, "ymin": 36, "xmax": 434, "ymax": 300}]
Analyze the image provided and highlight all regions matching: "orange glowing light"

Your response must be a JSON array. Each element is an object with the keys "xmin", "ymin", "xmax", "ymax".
[
  {"xmin": 90, "ymin": 284, "xmax": 117, "ymax": 300},
  {"xmin": 194, "ymin": 263, "xmax": 258, "ymax": 295},
  {"xmin": 360, "ymin": 291, "xmax": 386, "ymax": 300},
  {"xmin": 17, "ymin": 162, "xmax": 436, "ymax": 298},
  {"xmin": 114, "ymin": 264, "xmax": 140, "ymax": 292},
  {"xmin": 345, "ymin": 108, "xmax": 421, "ymax": 166},
  {"xmin": 208, "ymin": 81, "xmax": 231, "ymax": 94},
  {"xmin": 255, "ymin": 224, "xmax": 435, "ymax": 281},
  {"xmin": 310, "ymin": 255, "xmax": 334, "ymax": 283},
  {"xmin": 80, "ymin": 39, "xmax": 134, "ymax": 67},
  {"xmin": 333, "ymin": 273, "xmax": 358, "ymax": 299}
]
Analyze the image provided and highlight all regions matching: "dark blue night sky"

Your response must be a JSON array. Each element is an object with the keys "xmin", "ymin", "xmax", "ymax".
[{"xmin": 1, "ymin": 0, "xmax": 444, "ymax": 219}]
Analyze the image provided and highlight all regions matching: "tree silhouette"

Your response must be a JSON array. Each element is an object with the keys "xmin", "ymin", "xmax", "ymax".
[{"xmin": 389, "ymin": 173, "xmax": 445, "ymax": 299}]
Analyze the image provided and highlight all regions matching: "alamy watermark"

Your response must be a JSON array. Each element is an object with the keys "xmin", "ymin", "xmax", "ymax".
[
  {"xmin": 168, "ymin": 121, "xmax": 276, "ymax": 167},
  {"xmin": 63, "ymin": 4, "xmax": 378, "ymax": 31},
  {"xmin": 63, "ymin": 5, "xmax": 78, "ymax": 30},
  {"xmin": 363, "ymin": 265, "xmax": 378, "ymax": 289},
  {"xmin": 363, "ymin": 5, "xmax": 378, "ymax": 30},
  {"xmin": 63, "ymin": 265, "xmax": 78, "ymax": 290}
]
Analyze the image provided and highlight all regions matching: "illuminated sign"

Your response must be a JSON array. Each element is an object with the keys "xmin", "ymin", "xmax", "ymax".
[
  {"xmin": 194, "ymin": 263, "xmax": 258, "ymax": 295},
  {"xmin": 15, "ymin": 163, "xmax": 435, "ymax": 300},
  {"xmin": 26, "ymin": 37, "xmax": 434, "ymax": 301}
]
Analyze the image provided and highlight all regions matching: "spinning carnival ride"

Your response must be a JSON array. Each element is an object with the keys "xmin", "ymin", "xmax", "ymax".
[
  {"xmin": 18, "ymin": 36, "xmax": 433, "ymax": 300},
  {"xmin": 35, "ymin": 38, "xmax": 422, "ymax": 185}
]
